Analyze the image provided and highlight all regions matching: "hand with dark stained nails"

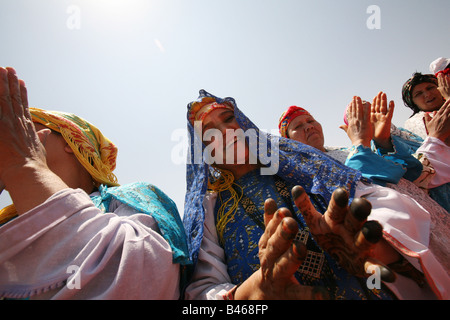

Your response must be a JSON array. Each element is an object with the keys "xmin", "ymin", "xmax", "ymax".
[
  {"xmin": 232, "ymin": 198, "xmax": 330, "ymax": 300},
  {"xmin": 291, "ymin": 185, "xmax": 396, "ymax": 282}
]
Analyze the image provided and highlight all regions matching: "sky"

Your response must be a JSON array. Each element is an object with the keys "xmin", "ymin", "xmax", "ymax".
[{"xmin": 0, "ymin": 0, "xmax": 449, "ymax": 216}]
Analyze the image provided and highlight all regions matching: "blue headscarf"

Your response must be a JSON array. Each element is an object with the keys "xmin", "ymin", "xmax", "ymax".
[{"xmin": 183, "ymin": 90, "xmax": 365, "ymax": 265}]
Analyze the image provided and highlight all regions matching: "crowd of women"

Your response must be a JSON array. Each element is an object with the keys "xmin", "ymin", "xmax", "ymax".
[{"xmin": 0, "ymin": 56, "xmax": 448, "ymax": 300}]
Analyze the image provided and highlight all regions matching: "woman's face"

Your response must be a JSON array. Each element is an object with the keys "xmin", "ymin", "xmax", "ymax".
[
  {"xmin": 201, "ymin": 108, "xmax": 249, "ymax": 166},
  {"xmin": 412, "ymin": 82, "xmax": 445, "ymax": 112},
  {"xmin": 287, "ymin": 114, "xmax": 325, "ymax": 151}
]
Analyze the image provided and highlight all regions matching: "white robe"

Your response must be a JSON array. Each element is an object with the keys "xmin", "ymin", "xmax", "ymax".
[
  {"xmin": 0, "ymin": 188, "xmax": 180, "ymax": 300},
  {"xmin": 185, "ymin": 182, "xmax": 450, "ymax": 300}
]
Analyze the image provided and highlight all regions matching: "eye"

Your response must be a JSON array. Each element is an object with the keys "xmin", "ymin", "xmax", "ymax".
[{"xmin": 413, "ymin": 91, "xmax": 423, "ymax": 98}]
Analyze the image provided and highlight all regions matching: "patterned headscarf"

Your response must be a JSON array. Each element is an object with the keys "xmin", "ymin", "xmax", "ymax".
[
  {"xmin": 30, "ymin": 108, "xmax": 119, "ymax": 187},
  {"xmin": 188, "ymin": 99, "xmax": 234, "ymax": 126},
  {"xmin": 402, "ymin": 73, "xmax": 438, "ymax": 115},
  {"xmin": 183, "ymin": 90, "xmax": 364, "ymax": 265},
  {"xmin": 0, "ymin": 108, "xmax": 119, "ymax": 226},
  {"xmin": 278, "ymin": 106, "xmax": 311, "ymax": 138}
]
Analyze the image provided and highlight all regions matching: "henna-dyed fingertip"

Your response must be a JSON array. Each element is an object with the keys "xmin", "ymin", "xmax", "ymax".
[
  {"xmin": 380, "ymin": 266, "xmax": 396, "ymax": 283},
  {"xmin": 361, "ymin": 220, "xmax": 383, "ymax": 243},
  {"xmin": 292, "ymin": 240, "xmax": 307, "ymax": 260},
  {"xmin": 332, "ymin": 188, "xmax": 349, "ymax": 207},
  {"xmin": 350, "ymin": 198, "xmax": 372, "ymax": 221},
  {"xmin": 291, "ymin": 185, "xmax": 305, "ymax": 200}
]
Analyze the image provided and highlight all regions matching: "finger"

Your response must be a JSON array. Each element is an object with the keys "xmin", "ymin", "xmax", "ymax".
[
  {"xmin": 263, "ymin": 198, "xmax": 278, "ymax": 227},
  {"xmin": 270, "ymin": 238, "xmax": 305, "ymax": 281},
  {"xmin": 19, "ymin": 79, "xmax": 28, "ymax": 109},
  {"xmin": 356, "ymin": 96, "xmax": 370, "ymax": 123},
  {"xmin": 372, "ymin": 92, "xmax": 381, "ymax": 114},
  {"xmin": 19, "ymin": 79, "xmax": 32, "ymax": 123},
  {"xmin": 387, "ymin": 100, "xmax": 395, "ymax": 121},
  {"xmin": 355, "ymin": 96, "xmax": 363, "ymax": 121},
  {"xmin": 344, "ymin": 197, "xmax": 372, "ymax": 234},
  {"xmin": 291, "ymin": 185, "xmax": 322, "ymax": 230},
  {"xmin": 423, "ymin": 112, "xmax": 432, "ymax": 125},
  {"xmin": 6, "ymin": 67, "xmax": 24, "ymax": 119},
  {"xmin": 35, "ymin": 128, "xmax": 52, "ymax": 146},
  {"xmin": 349, "ymin": 97, "xmax": 357, "ymax": 119},
  {"xmin": 338, "ymin": 124, "xmax": 348, "ymax": 133},
  {"xmin": 324, "ymin": 187, "xmax": 348, "ymax": 226},
  {"xmin": 261, "ymin": 216, "xmax": 299, "ymax": 277},
  {"xmin": 354, "ymin": 220, "xmax": 383, "ymax": 251},
  {"xmin": 0, "ymin": 67, "xmax": 12, "ymax": 120},
  {"xmin": 270, "ymin": 235, "xmax": 305, "ymax": 275},
  {"xmin": 380, "ymin": 92, "xmax": 388, "ymax": 115},
  {"xmin": 260, "ymin": 207, "xmax": 292, "ymax": 249},
  {"xmin": 371, "ymin": 95, "xmax": 377, "ymax": 113},
  {"xmin": 364, "ymin": 259, "xmax": 396, "ymax": 283}
]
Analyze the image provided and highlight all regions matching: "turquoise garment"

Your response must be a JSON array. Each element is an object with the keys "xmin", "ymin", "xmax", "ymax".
[
  {"xmin": 91, "ymin": 182, "xmax": 193, "ymax": 294},
  {"xmin": 344, "ymin": 136, "xmax": 423, "ymax": 187},
  {"xmin": 91, "ymin": 182, "xmax": 191, "ymax": 266},
  {"xmin": 345, "ymin": 145, "xmax": 406, "ymax": 186},
  {"xmin": 372, "ymin": 135, "xmax": 423, "ymax": 182},
  {"xmin": 216, "ymin": 170, "xmax": 395, "ymax": 300}
]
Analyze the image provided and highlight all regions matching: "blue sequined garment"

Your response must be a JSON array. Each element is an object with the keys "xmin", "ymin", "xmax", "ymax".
[
  {"xmin": 217, "ymin": 170, "xmax": 394, "ymax": 299},
  {"xmin": 183, "ymin": 90, "xmax": 398, "ymax": 299},
  {"xmin": 184, "ymin": 90, "xmax": 365, "ymax": 264}
]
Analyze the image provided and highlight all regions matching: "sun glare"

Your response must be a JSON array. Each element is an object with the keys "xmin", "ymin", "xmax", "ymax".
[{"xmin": 87, "ymin": 0, "xmax": 151, "ymax": 23}]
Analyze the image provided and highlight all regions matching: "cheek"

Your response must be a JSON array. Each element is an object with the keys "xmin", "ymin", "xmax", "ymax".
[{"xmin": 290, "ymin": 130, "xmax": 305, "ymax": 143}]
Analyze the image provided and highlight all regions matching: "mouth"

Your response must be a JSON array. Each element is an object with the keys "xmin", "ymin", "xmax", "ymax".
[
  {"xmin": 306, "ymin": 131, "xmax": 319, "ymax": 140},
  {"xmin": 225, "ymin": 136, "xmax": 239, "ymax": 150}
]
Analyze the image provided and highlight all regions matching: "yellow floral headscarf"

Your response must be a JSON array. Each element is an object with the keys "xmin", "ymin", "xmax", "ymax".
[
  {"xmin": 30, "ymin": 107, "xmax": 119, "ymax": 187},
  {"xmin": 0, "ymin": 108, "xmax": 119, "ymax": 225}
]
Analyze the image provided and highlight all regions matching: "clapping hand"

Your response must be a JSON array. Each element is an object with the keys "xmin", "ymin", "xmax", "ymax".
[
  {"xmin": 340, "ymin": 96, "xmax": 374, "ymax": 147},
  {"xmin": 371, "ymin": 92, "xmax": 395, "ymax": 150}
]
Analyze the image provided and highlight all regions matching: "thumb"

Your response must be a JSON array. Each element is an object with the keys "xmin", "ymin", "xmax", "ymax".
[
  {"xmin": 423, "ymin": 112, "xmax": 432, "ymax": 125},
  {"xmin": 339, "ymin": 125, "xmax": 348, "ymax": 133},
  {"xmin": 36, "ymin": 128, "xmax": 52, "ymax": 146}
]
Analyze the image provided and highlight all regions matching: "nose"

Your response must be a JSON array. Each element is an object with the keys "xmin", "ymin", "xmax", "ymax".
[
  {"xmin": 423, "ymin": 89, "xmax": 432, "ymax": 99},
  {"xmin": 304, "ymin": 123, "xmax": 314, "ymax": 133}
]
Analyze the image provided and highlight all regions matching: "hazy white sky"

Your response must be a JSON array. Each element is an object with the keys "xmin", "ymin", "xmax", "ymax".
[{"xmin": 1, "ymin": 0, "xmax": 449, "ymax": 215}]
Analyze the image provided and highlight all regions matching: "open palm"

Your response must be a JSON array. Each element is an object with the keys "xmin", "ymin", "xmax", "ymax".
[{"xmin": 371, "ymin": 92, "xmax": 395, "ymax": 149}]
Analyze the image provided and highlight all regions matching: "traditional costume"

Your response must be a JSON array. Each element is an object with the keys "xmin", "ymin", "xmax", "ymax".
[
  {"xmin": 0, "ymin": 108, "xmax": 191, "ymax": 299},
  {"xmin": 183, "ymin": 90, "xmax": 449, "ymax": 300},
  {"xmin": 401, "ymin": 74, "xmax": 450, "ymax": 211},
  {"xmin": 280, "ymin": 105, "xmax": 450, "ymax": 293}
]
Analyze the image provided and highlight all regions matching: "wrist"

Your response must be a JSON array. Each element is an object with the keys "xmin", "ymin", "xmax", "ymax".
[
  {"xmin": 373, "ymin": 137, "xmax": 394, "ymax": 152},
  {"xmin": 2, "ymin": 161, "xmax": 68, "ymax": 215},
  {"xmin": 351, "ymin": 139, "xmax": 371, "ymax": 148}
]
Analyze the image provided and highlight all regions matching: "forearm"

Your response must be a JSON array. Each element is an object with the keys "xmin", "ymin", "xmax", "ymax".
[
  {"xmin": 2, "ymin": 161, "xmax": 68, "ymax": 215},
  {"xmin": 345, "ymin": 144, "xmax": 406, "ymax": 184},
  {"xmin": 372, "ymin": 135, "xmax": 423, "ymax": 182}
]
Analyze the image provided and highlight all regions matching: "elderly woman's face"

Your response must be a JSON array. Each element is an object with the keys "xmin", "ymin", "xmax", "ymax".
[
  {"xmin": 287, "ymin": 114, "xmax": 325, "ymax": 151},
  {"xmin": 412, "ymin": 82, "xmax": 445, "ymax": 112},
  {"xmin": 201, "ymin": 108, "xmax": 249, "ymax": 166}
]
